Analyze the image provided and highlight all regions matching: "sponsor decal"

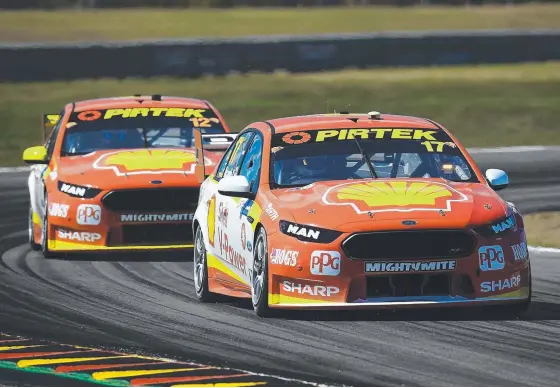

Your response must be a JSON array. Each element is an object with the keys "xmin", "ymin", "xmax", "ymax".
[
  {"xmin": 77, "ymin": 204, "xmax": 101, "ymax": 226},
  {"xmin": 365, "ymin": 260, "xmax": 456, "ymax": 273},
  {"xmin": 323, "ymin": 180, "xmax": 468, "ymax": 214},
  {"xmin": 120, "ymin": 213, "xmax": 194, "ymax": 223},
  {"xmin": 491, "ymin": 215, "xmax": 516, "ymax": 234},
  {"xmin": 270, "ymin": 249, "xmax": 298, "ymax": 266},
  {"xmin": 478, "ymin": 245, "xmax": 505, "ymax": 272},
  {"xmin": 512, "ymin": 242, "xmax": 528, "ymax": 261},
  {"xmin": 247, "ymin": 241, "xmax": 252, "ymax": 252},
  {"xmin": 60, "ymin": 183, "xmax": 86, "ymax": 197},
  {"xmin": 265, "ymin": 203, "xmax": 279, "ymax": 221},
  {"xmin": 57, "ymin": 229, "xmax": 102, "ymax": 242},
  {"xmin": 218, "ymin": 202, "xmax": 228, "ymax": 227},
  {"xmin": 310, "ymin": 251, "xmax": 341, "ymax": 276},
  {"xmin": 285, "ymin": 223, "xmax": 320, "ymax": 240},
  {"xmin": 282, "ymin": 281, "xmax": 339, "ymax": 297},
  {"xmin": 75, "ymin": 108, "xmax": 210, "ymax": 121},
  {"xmin": 48, "ymin": 203, "xmax": 69, "ymax": 218},
  {"xmin": 401, "ymin": 220, "xmax": 417, "ymax": 226},
  {"xmin": 93, "ymin": 149, "xmax": 197, "ymax": 176},
  {"xmin": 282, "ymin": 132, "xmax": 311, "ymax": 145},
  {"xmin": 275, "ymin": 128, "xmax": 457, "ymax": 154},
  {"xmin": 218, "ymin": 229, "xmax": 247, "ymax": 275},
  {"xmin": 481, "ymin": 272, "xmax": 521, "ymax": 293}
]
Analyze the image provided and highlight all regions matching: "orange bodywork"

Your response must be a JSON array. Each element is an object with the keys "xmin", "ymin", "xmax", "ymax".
[
  {"xmin": 29, "ymin": 96, "xmax": 231, "ymax": 253},
  {"xmin": 197, "ymin": 113, "xmax": 531, "ymax": 310}
]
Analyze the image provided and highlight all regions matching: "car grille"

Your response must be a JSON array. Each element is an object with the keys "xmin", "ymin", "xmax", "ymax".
[
  {"xmin": 342, "ymin": 230, "xmax": 475, "ymax": 260},
  {"xmin": 102, "ymin": 188, "xmax": 199, "ymax": 212},
  {"xmin": 109, "ymin": 224, "xmax": 194, "ymax": 246},
  {"xmin": 367, "ymin": 273, "xmax": 452, "ymax": 298}
]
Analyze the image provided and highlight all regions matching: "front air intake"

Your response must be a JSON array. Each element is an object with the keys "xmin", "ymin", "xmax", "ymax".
[{"xmin": 342, "ymin": 230, "xmax": 476, "ymax": 260}]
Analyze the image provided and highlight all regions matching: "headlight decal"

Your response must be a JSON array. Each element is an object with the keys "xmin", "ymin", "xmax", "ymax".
[
  {"xmin": 473, "ymin": 213, "xmax": 517, "ymax": 238},
  {"xmin": 279, "ymin": 220, "xmax": 342, "ymax": 243},
  {"xmin": 58, "ymin": 181, "xmax": 102, "ymax": 199}
]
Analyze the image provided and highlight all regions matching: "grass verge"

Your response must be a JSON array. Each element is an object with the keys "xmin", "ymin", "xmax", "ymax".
[
  {"xmin": 1, "ymin": 61, "xmax": 559, "ymax": 166},
  {"xmin": 1, "ymin": 4, "xmax": 560, "ymax": 43},
  {"xmin": 524, "ymin": 212, "xmax": 560, "ymax": 249}
]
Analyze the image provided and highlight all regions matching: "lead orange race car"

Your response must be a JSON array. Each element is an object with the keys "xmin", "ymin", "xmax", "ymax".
[
  {"xmin": 191, "ymin": 111, "xmax": 531, "ymax": 317},
  {"xmin": 23, "ymin": 95, "xmax": 236, "ymax": 257}
]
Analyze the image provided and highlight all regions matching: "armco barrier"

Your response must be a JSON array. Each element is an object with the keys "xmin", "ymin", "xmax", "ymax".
[{"xmin": 1, "ymin": 29, "xmax": 559, "ymax": 82}]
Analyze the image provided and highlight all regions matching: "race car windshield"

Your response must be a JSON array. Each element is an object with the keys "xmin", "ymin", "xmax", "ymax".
[
  {"xmin": 60, "ymin": 107, "xmax": 226, "ymax": 156},
  {"xmin": 270, "ymin": 128, "xmax": 478, "ymax": 187}
]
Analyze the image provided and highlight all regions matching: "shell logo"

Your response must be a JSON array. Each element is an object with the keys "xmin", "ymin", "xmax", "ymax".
[
  {"xmin": 94, "ymin": 149, "xmax": 197, "ymax": 176},
  {"xmin": 323, "ymin": 180, "xmax": 468, "ymax": 214}
]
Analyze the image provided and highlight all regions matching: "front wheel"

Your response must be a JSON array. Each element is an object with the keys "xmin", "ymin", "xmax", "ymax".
[
  {"xmin": 193, "ymin": 226, "xmax": 219, "ymax": 302},
  {"xmin": 28, "ymin": 206, "xmax": 41, "ymax": 251},
  {"xmin": 40, "ymin": 196, "xmax": 54, "ymax": 259},
  {"xmin": 251, "ymin": 227, "xmax": 273, "ymax": 317}
]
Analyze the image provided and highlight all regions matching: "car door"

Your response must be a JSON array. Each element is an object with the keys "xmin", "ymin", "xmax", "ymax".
[
  {"xmin": 32, "ymin": 109, "xmax": 64, "ymax": 221},
  {"xmin": 226, "ymin": 132, "xmax": 264, "ymax": 282},
  {"xmin": 205, "ymin": 131, "xmax": 255, "ymax": 284}
]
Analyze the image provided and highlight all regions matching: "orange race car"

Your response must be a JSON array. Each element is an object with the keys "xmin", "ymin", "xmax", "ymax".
[
  {"xmin": 23, "ymin": 95, "xmax": 236, "ymax": 257},
  {"xmin": 191, "ymin": 111, "xmax": 531, "ymax": 317}
]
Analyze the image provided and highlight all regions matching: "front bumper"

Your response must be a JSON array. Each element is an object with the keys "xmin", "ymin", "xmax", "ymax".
[
  {"xmin": 45, "ymin": 193, "xmax": 195, "ymax": 253},
  {"xmin": 266, "ymin": 228, "xmax": 531, "ymax": 310}
]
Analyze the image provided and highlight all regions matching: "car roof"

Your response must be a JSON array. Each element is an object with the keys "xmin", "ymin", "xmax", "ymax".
[
  {"xmin": 72, "ymin": 95, "xmax": 211, "ymax": 112},
  {"xmin": 266, "ymin": 113, "xmax": 441, "ymax": 133}
]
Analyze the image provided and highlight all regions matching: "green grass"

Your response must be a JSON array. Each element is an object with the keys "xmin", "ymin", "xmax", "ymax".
[
  {"xmin": 524, "ymin": 212, "xmax": 560, "ymax": 249},
  {"xmin": 1, "ymin": 61, "xmax": 560, "ymax": 166},
  {"xmin": 1, "ymin": 4, "xmax": 560, "ymax": 43}
]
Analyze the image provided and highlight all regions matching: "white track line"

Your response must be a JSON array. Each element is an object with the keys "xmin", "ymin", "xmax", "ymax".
[
  {"xmin": 0, "ymin": 166, "xmax": 30, "ymax": 173},
  {"xmin": 529, "ymin": 246, "xmax": 560, "ymax": 254}
]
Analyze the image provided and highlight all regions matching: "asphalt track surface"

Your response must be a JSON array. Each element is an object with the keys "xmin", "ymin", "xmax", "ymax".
[{"xmin": 1, "ymin": 148, "xmax": 560, "ymax": 386}]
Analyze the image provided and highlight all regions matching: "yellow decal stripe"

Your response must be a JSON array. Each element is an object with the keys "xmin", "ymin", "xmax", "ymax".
[
  {"xmin": 207, "ymin": 253, "xmax": 248, "ymax": 286},
  {"xmin": 173, "ymin": 383, "xmax": 267, "ymax": 387},
  {"xmin": 49, "ymin": 240, "xmax": 193, "ymax": 251},
  {"xmin": 93, "ymin": 367, "xmax": 213, "ymax": 380},
  {"xmin": 32, "ymin": 212, "xmax": 41, "ymax": 225},
  {"xmin": 18, "ymin": 355, "xmax": 130, "ymax": 368},
  {"xmin": 246, "ymin": 202, "xmax": 262, "ymax": 232},
  {"xmin": 269, "ymin": 293, "xmax": 332, "ymax": 305},
  {"xmin": 489, "ymin": 286, "xmax": 530, "ymax": 299}
]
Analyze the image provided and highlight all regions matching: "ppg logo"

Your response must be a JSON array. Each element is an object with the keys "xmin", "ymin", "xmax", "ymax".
[
  {"xmin": 310, "ymin": 251, "xmax": 341, "ymax": 276},
  {"xmin": 77, "ymin": 204, "xmax": 102, "ymax": 226},
  {"xmin": 478, "ymin": 245, "xmax": 505, "ymax": 272}
]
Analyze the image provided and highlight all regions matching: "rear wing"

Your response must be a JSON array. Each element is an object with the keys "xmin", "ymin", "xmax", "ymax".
[
  {"xmin": 194, "ymin": 129, "xmax": 237, "ymax": 183},
  {"xmin": 42, "ymin": 114, "xmax": 60, "ymax": 141}
]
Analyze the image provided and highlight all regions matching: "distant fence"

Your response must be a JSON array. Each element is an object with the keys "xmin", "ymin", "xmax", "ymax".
[{"xmin": 1, "ymin": 29, "xmax": 560, "ymax": 82}]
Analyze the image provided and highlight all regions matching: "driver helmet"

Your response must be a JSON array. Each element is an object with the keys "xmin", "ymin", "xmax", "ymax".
[{"xmin": 293, "ymin": 154, "xmax": 347, "ymax": 178}]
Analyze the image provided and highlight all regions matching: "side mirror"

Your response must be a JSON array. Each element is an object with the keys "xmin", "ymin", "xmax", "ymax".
[
  {"xmin": 485, "ymin": 168, "xmax": 508, "ymax": 191},
  {"xmin": 218, "ymin": 175, "xmax": 254, "ymax": 199},
  {"xmin": 22, "ymin": 146, "xmax": 48, "ymax": 165}
]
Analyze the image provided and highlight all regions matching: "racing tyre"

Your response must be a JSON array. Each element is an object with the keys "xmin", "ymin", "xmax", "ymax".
[
  {"xmin": 40, "ymin": 196, "xmax": 54, "ymax": 259},
  {"xmin": 252, "ymin": 227, "xmax": 274, "ymax": 317},
  {"xmin": 193, "ymin": 226, "xmax": 219, "ymax": 302},
  {"xmin": 28, "ymin": 207, "xmax": 41, "ymax": 251}
]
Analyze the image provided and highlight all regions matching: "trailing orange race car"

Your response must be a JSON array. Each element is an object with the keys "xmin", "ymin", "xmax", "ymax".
[
  {"xmin": 191, "ymin": 111, "xmax": 531, "ymax": 317},
  {"xmin": 23, "ymin": 95, "xmax": 236, "ymax": 257}
]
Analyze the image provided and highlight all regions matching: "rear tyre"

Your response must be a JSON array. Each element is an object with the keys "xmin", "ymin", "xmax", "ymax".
[
  {"xmin": 40, "ymin": 196, "xmax": 54, "ymax": 259},
  {"xmin": 251, "ymin": 227, "xmax": 274, "ymax": 317},
  {"xmin": 28, "ymin": 206, "xmax": 41, "ymax": 251},
  {"xmin": 193, "ymin": 226, "xmax": 219, "ymax": 302}
]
